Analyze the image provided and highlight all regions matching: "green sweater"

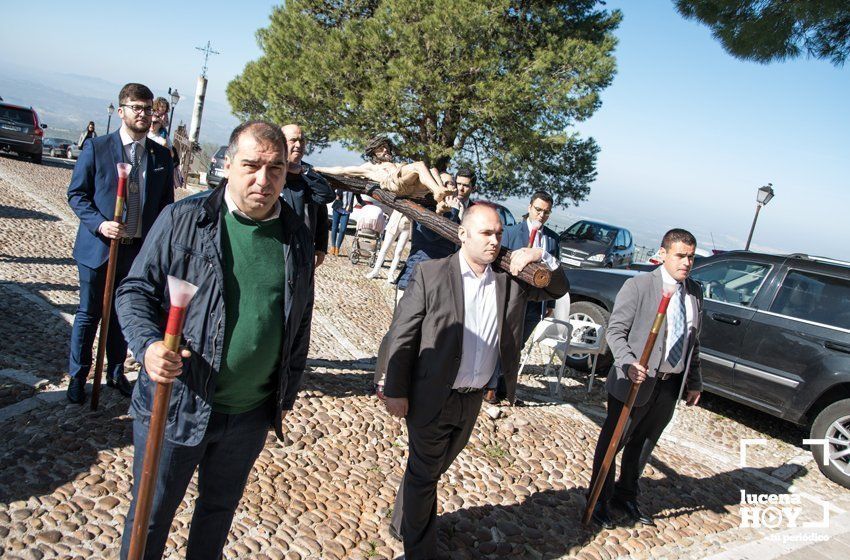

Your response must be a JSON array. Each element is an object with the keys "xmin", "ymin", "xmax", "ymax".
[{"xmin": 214, "ymin": 209, "xmax": 286, "ymax": 414}]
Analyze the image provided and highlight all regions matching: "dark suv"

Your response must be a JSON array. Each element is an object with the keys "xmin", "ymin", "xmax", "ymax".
[
  {"xmin": 207, "ymin": 145, "xmax": 227, "ymax": 188},
  {"xmin": 559, "ymin": 220, "xmax": 633, "ymax": 268},
  {"xmin": 564, "ymin": 251, "xmax": 850, "ymax": 488},
  {"xmin": 0, "ymin": 103, "xmax": 47, "ymax": 164}
]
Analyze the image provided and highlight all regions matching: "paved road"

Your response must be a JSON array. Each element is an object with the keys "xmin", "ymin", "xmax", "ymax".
[{"xmin": 0, "ymin": 152, "xmax": 848, "ymax": 559}]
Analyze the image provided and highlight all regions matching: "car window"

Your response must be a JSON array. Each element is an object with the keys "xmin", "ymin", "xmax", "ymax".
[
  {"xmin": 690, "ymin": 260, "xmax": 771, "ymax": 306},
  {"xmin": 615, "ymin": 230, "xmax": 625, "ymax": 247},
  {"xmin": 499, "ymin": 206, "xmax": 516, "ymax": 227},
  {"xmin": 624, "ymin": 230, "xmax": 632, "ymax": 247},
  {"xmin": 563, "ymin": 221, "xmax": 617, "ymax": 244},
  {"xmin": 770, "ymin": 270, "xmax": 850, "ymax": 330},
  {"xmin": 214, "ymin": 146, "xmax": 227, "ymax": 159},
  {"xmin": 0, "ymin": 107, "xmax": 34, "ymax": 126}
]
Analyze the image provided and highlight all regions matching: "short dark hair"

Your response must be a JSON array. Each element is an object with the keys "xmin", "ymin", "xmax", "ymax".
[
  {"xmin": 226, "ymin": 121, "xmax": 287, "ymax": 160},
  {"xmin": 661, "ymin": 228, "xmax": 697, "ymax": 249},
  {"xmin": 118, "ymin": 83, "xmax": 154, "ymax": 104},
  {"xmin": 530, "ymin": 190, "xmax": 553, "ymax": 206},
  {"xmin": 455, "ymin": 167, "xmax": 476, "ymax": 187}
]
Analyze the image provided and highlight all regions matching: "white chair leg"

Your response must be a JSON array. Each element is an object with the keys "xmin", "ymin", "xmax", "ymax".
[
  {"xmin": 517, "ymin": 344, "xmax": 534, "ymax": 379},
  {"xmin": 587, "ymin": 353, "xmax": 599, "ymax": 394},
  {"xmin": 543, "ymin": 347, "xmax": 557, "ymax": 396}
]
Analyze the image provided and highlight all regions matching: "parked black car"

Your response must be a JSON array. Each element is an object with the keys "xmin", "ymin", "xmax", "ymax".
[
  {"xmin": 0, "ymin": 103, "xmax": 47, "ymax": 164},
  {"xmin": 207, "ymin": 145, "xmax": 227, "ymax": 188},
  {"xmin": 559, "ymin": 219, "xmax": 634, "ymax": 268},
  {"xmin": 43, "ymin": 137, "xmax": 74, "ymax": 158},
  {"xmin": 564, "ymin": 251, "xmax": 850, "ymax": 489}
]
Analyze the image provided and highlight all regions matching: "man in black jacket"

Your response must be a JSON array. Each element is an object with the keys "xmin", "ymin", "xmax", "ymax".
[
  {"xmin": 116, "ymin": 121, "xmax": 314, "ymax": 559},
  {"xmin": 380, "ymin": 204, "xmax": 568, "ymax": 559}
]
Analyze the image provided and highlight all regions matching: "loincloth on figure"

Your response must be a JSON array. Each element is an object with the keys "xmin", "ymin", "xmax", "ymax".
[{"xmin": 379, "ymin": 165, "xmax": 432, "ymax": 198}]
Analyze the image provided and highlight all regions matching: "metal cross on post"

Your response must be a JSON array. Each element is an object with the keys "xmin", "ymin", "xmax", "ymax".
[{"xmin": 195, "ymin": 41, "xmax": 220, "ymax": 78}]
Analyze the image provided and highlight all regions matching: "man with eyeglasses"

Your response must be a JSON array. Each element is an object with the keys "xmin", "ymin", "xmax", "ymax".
[
  {"xmin": 66, "ymin": 83, "xmax": 175, "ymax": 404},
  {"xmin": 485, "ymin": 190, "xmax": 560, "ymax": 405}
]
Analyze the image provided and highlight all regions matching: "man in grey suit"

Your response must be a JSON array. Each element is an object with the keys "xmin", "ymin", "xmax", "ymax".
[
  {"xmin": 588, "ymin": 229, "xmax": 703, "ymax": 529},
  {"xmin": 379, "ymin": 204, "xmax": 568, "ymax": 559}
]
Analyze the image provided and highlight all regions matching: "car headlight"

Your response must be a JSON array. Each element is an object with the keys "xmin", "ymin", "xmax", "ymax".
[{"xmin": 587, "ymin": 253, "xmax": 605, "ymax": 262}]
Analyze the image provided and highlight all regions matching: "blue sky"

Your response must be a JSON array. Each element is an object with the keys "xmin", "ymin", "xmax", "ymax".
[{"xmin": 2, "ymin": 1, "xmax": 848, "ymax": 258}]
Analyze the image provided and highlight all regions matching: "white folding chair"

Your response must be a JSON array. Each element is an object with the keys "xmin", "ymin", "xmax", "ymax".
[
  {"xmin": 516, "ymin": 293, "xmax": 573, "ymax": 397},
  {"xmin": 566, "ymin": 316, "xmax": 607, "ymax": 393}
]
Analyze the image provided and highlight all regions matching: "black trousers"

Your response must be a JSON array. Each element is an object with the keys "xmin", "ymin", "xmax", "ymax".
[
  {"xmin": 589, "ymin": 375, "xmax": 681, "ymax": 505},
  {"xmin": 391, "ymin": 390, "xmax": 484, "ymax": 560}
]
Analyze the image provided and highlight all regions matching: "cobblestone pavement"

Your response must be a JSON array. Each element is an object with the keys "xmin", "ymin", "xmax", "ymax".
[{"xmin": 1, "ymin": 153, "xmax": 848, "ymax": 559}]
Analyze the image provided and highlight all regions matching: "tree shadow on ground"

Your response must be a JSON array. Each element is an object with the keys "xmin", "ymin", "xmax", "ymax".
[
  {"xmin": 697, "ymin": 392, "xmax": 809, "ymax": 450},
  {"xmin": 0, "ymin": 253, "xmax": 76, "ymax": 266},
  {"xmin": 0, "ymin": 205, "xmax": 61, "ymax": 221},
  {"xmin": 434, "ymin": 459, "xmax": 808, "ymax": 559},
  {"xmin": 0, "ymin": 396, "xmax": 132, "ymax": 504}
]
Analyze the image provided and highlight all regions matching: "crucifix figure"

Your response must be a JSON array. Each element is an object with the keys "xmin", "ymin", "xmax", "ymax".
[{"xmin": 315, "ymin": 136, "xmax": 456, "ymax": 213}]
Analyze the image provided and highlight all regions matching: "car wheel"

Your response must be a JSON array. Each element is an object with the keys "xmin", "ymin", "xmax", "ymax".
[
  {"xmin": 31, "ymin": 152, "xmax": 42, "ymax": 164},
  {"xmin": 564, "ymin": 301, "xmax": 612, "ymax": 373},
  {"xmin": 810, "ymin": 399, "xmax": 850, "ymax": 489}
]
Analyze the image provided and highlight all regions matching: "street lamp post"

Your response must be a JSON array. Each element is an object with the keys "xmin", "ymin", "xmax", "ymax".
[
  {"xmin": 167, "ymin": 88, "xmax": 180, "ymax": 138},
  {"xmin": 106, "ymin": 103, "xmax": 115, "ymax": 134},
  {"xmin": 744, "ymin": 183, "xmax": 775, "ymax": 251}
]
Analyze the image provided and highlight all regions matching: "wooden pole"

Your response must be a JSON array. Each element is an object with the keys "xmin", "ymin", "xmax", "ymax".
[
  {"xmin": 127, "ymin": 277, "xmax": 197, "ymax": 560},
  {"xmin": 581, "ymin": 290, "xmax": 674, "ymax": 526},
  {"xmin": 321, "ymin": 173, "xmax": 553, "ymax": 288},
  {"xmin": 91, "ymin": 165, "xmax": 130, "ymax": 410}
]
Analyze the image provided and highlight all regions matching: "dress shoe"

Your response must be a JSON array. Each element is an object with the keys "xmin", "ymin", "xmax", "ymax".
[
  {"xmin": 66, "ymin": 377, "xmax": 86, "ymax": 404},
  {"xmin": 612, "ymin": 496, "xmax": 655, "ymax": 526},
  {"xmin": 483, "ymin": 389, "xmax": 499, "ymax": 404},
  {"xmin": 388, "ymin": 524, "xmax": 402, "ymax": 542},
  {"xmin": 591, "ymin": 502, "xmax": 614, "ymax": 530},
  {"xmin": 107, "ymin": 372, "xmax": 134, "ymax": 398}
]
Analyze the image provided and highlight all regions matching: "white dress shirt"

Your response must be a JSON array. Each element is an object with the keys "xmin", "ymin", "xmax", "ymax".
[
  {"xmin": 525, "ymin": 219, "xmax": 560, "ymax": 271},
  {"xmin": 659, "ymin": 266, "xmax": 694, "ymax": 373},
  {"xmin": 119, "ymin": 127, "xmax": 148, "ymax": 238},
  {"xmin": 453, "ymin": 252, "xmax": 500, "ymax": 389}
]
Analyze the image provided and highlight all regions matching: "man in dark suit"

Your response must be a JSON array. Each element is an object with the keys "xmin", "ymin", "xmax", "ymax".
[
  {"xmin": 486, "ymin": 190, "xmax": 559, "ymax": 404},
  {"xmin": 588, "ymin": 228, "xmax": 703, "ymax": 529},
  {"xmin": 281, "ymin": 123, "xmax": 335, "ymax": 267},
  {"xmin": 66, "ymin": 83, "xmax": 174, "ymax": 404},
  {"xmin": 380, "ymin": 204, "xmax": 568, "ymax": 559}
]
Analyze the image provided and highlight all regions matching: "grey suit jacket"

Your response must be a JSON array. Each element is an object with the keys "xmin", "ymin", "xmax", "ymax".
[
  {"xmin": 380, "ymin": 253, "xmax": 569, "ymax": 426},
  {"xmin": 605, "ymin": 267, "xmax": 704, "ymax": 407}
]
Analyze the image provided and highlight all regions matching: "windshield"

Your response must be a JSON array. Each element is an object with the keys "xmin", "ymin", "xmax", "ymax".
[{"xmin": 562, "ymin": 221, "xmax": 617, "ymax": 244}]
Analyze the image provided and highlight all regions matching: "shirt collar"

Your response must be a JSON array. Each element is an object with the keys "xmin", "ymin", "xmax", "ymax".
[
  {"xmin": 659, "ymin": 265, "xmax": 682, "ymax": 286},
  {"xmin": 458, "ymin": 251, "xmax": 493, "ymax": 281},
  {"xmin": 526, "ymin": 218, "xmax": 542, "ymax": 231},
  {"xmin": 119, "ymin": 126, "xmax": 147, "ymax": 150},
  {"xmin": 224, "ymin": 187, "xmax": 281, "ymax": 222}
]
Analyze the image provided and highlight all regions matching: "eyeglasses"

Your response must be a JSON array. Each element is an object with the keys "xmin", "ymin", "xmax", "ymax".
[
  {"xmin": 121, "ymin": 104, "xmax": 154, "ymax": 116},
  {"xmin": 531, "ymin": 206, "xmax": 552, "ymax": 216}
]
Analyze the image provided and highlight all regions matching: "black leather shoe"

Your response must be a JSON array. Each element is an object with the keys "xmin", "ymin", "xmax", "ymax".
[
  {"xmin": 388, "ymin": 524, "xmax": 402, "ymax": 542},
  {"xmin": 66, "ymin": 377, "xmax": 86, "ymax": 404},
  {"xmin": 613, "ymin": 497, "xmax": 655, "ymax": 526},
  {"xmin": 107, "ymin": 373, "xmax": 133, "ymax": 398},
  {"xmin": 591, "ymin": 502, "xmax": 614, "ymax": 530}
]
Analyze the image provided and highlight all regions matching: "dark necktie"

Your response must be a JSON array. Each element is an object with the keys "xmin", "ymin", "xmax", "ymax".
[{"xmin": 125, "ymin": 142, "xmax": 141, "ymax": 237}]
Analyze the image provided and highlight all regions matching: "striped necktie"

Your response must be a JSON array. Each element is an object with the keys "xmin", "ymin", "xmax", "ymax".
[
  {"xmin": 125, "ymin": 142, "xmax": 141, "ymax": 238},
  {"xmin": 666, "ymin": 285, "xmax": 687, "ymax": 366}
]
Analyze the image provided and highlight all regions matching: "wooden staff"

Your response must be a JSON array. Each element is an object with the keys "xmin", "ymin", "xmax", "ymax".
[
  {"xmin": 127, "ymin": 276, "xmax": 198, "ymax": 560},
  {"xmin": 581, "ymin": 286, "xmax": 675, "ymax": 526},
  {"xmin": 91, "ymin": 162, "xmax": 131, "ymax": 411},
  {"xmin": 321, "ymin": 173, "xmax": 553, "ymax": 288}
]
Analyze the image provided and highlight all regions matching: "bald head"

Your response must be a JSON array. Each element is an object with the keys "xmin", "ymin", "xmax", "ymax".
[
  {"xmin": 459, "ymin": 204, "xmax": 503, "ymax": 270},
  {"xmin": 282, "ymin": 124, "xmax": 305, "ymax": 166}
]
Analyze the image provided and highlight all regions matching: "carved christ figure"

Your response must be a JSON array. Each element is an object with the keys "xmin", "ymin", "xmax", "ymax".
[{"xmin": 315, "ymin": 136, "xmax": 456, "ymax": 212}]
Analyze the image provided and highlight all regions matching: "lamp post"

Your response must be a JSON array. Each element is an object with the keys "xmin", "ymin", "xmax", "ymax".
[
  {"xmin": 106, "ymin": 103, "xmax": 115, "ymax": 134},
  {"xmin": 167, "ymin": 88, "xmax": 180, "ymax": 138},
  {"xmin": 744, "ymin": 183, "xmax": 775, "ymax": 251}
]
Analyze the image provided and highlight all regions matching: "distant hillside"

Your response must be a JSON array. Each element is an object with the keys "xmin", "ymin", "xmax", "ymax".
[{"xmin": 0, "ymin": 61, "xmax": 238, "ymax": 144}]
